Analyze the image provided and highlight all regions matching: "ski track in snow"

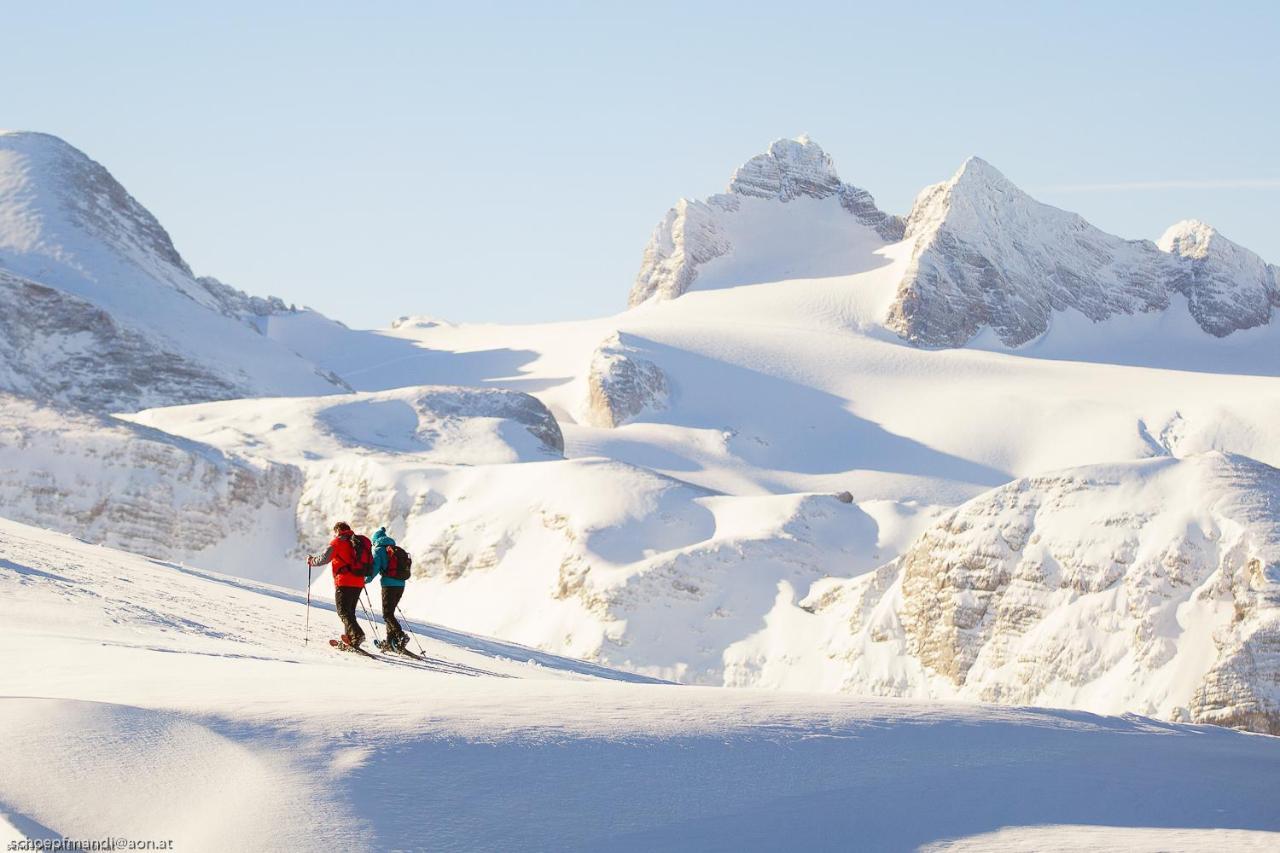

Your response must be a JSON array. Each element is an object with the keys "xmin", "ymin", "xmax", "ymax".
[{"xmin": 2, "ymin": 518, "xmax": 1278, "ymax": 852}]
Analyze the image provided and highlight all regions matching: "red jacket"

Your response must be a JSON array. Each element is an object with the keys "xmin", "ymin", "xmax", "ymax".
[{"xmin": 312, "ymin": 532, "xmax": 367, "ymax": 588}]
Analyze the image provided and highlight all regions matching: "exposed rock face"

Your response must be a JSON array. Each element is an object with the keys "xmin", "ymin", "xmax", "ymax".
[
  {"xmin": 630, "ymin": 198, "xmax": 735, "ymax": 305},
  {"xmin": 0, "ymin": 392, "xmax": 303, "ymax": 573},
  {"xmin": 0, "ymin": 271, "xmax": 243, "ymax": 412},
  {"xmin": 0, "ymin": 131, "xmax": 344, "ymax": 410},
  {"xmin": 583, "ymin": 333, "xmax": 669, "ymax": 427},
  {"xmin": 196, "ymin": 275, "xmax": 299, "ymax": 329},
  {"xmin": 745, "ymin": 453, "xmax": 1280, "ymax": 734},
  {"xmin": 886, "ymin": 159, "xmax": 1279, "ymax": 347},
  {"xmin": 1159, "ymin": 220, "xmax": 1280, "ymax": 336},
  {"xmin": 629, "ymin": 136, "xmax": 902, "ymax": 306}
]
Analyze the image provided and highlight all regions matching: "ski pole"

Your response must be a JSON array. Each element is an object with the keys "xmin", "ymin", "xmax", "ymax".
[
  {"xmin": 304, "ymin": 557, "xmax": 313, "ymax": 646},
  {"xmin": 397, "ymin": 605, "xmax": 427, "ymax": 657},
  {"xmin": 360, "ymin": 588, "xmax": 382, "ymax": 647}
]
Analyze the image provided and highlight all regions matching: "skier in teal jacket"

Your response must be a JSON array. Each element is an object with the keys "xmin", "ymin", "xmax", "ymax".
[{"xmin": 369, "ymin": 527, "xmax": 409, "ymax": 650}]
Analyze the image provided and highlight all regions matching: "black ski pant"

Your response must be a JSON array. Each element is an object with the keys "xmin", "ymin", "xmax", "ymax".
[
  {"xmin": 335, "ymin": 586, "xmax": 365, "ymax": 644},
  {"xmin": 382, "ymin": 585, "xmax": 406, "ymax": 645}
]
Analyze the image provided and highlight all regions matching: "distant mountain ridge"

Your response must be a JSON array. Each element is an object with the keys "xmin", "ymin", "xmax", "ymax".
[
  {"xmin": 631, "ymin": 138, "xmax": 1279, "ymax": 347},
  {"xmin": 889, "ymin": 157, "xmax": 1279, "ymax": 345}
]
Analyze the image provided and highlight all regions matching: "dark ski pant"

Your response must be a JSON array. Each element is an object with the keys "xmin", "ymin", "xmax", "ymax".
[
  {"xmin": 335, "ymin": 586, "xmax": 365, "ymax": 645},
  {"xmin": 382, "ymin": 585, "xmax": 406, "ymax": 646}
]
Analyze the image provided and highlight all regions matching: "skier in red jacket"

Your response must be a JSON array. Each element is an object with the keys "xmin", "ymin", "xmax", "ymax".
[{"xmin": 308, "ymin": 521, "xmax": 372, "ymax": 647}]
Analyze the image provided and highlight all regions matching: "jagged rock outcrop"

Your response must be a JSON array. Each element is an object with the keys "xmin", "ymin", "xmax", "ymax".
[
  {"xmin": 885, "ymin": 158, "xmax": 1279, "ymax": 347},
  {"xmin": 583, "ymin": 333, "xmax": 669, "ymax": 427},
  {"xmin": 196, "ymin": 275, "xmax": 299, "ymax": 329},
  {"xmin": 629, "ymin": 136, "xmax": 903, "ymax": 306},
  {"xmin": 1158, "ymin": 220, "xmax": 1280, "ymax": 336},
  {"xmin": 0, "ymin": 131, "xmax": 344, "ymax": 410},
  {"xmin": 729, "ymin": 453, "xmax": 1280, "ymax": 734},
  {"xmin": 0, "ymin": 392, "xmax": 303, "ymax": 571}
]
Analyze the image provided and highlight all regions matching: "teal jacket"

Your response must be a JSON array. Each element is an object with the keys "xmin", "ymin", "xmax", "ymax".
[{"xmin": 369, "ymin": 527, "xmax": 407, "ymax": 588}]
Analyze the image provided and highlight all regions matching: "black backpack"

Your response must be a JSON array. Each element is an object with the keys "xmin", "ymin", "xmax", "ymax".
[{"xmin": 385, "ymin": 544, "xmax": 413, "ymax": 581}]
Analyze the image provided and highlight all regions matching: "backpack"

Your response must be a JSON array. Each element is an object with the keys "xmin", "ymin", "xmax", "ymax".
[
  {"xmin": 385, "ymin": 545, "xmax": 413, "ymax": 581},
  {"xmin": 350, "ymin": 534, "xmax": 374, "ymax": 576}
]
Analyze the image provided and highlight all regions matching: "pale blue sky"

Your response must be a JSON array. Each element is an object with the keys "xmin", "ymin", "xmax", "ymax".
[{"xmin": 7, "ymin": 1, "xmax": 1278, "ymax": 328}]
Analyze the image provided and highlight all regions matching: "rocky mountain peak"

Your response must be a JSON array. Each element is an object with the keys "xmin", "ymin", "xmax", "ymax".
[
  {"xmin": 629, "ymin": 136, "xmax": 902, "ymax": 306},
  {"xmin": 726, "ymin": 136, "xmax": 845, "ymax": 202},
  {"xmin": 1158, "ymin": 219, "xmax": 1220, "ymax": 259},
  {"xmin": 1158, "ymin": 219, "xmax": 1279, "ymax": 336}
]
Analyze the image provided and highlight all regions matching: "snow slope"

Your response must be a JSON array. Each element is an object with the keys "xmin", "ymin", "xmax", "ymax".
[
  {"xmin": 0, "ymin": 131, "xmax": 344, "ymax": 410},
  {"xmin": 3, "ymin": 517, "xmax": 1278, "ymax": 852}
]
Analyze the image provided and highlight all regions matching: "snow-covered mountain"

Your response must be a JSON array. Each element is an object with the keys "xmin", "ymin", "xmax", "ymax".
[
  {"xmin": 886, "ymin": 157, "xmax": 1279, "ymax": 346},
  {"xmin": 725, "ymin": 452, "xmax": 1280, "ymax": 734},
  {"xmin": 626, "ymin": 138, "xmax": 1278, "ymax": 347},
  {"xmin": 628, "ymin": 136, "xmax": 902, "ymax": 306},
  {"xmin": 0, "ymin": 131, "xmax": 345, "ymax": 411}
]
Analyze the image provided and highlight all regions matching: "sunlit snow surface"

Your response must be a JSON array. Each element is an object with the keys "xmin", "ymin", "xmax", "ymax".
[{"xmin": 2, "ymin": 519, "xmax": 1277, "ymax": 852}]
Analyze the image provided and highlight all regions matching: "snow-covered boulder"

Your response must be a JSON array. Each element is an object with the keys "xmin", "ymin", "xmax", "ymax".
[
  {"xmin": 628, "ymin": 136, "xmax": 902, "ymax": 306},
  {"xmin": 1159, "ymin": 219, "xmax": 1280, "ymax": 336},
  {"xmin": 0, "ymin": 393, "xmax": 303, "ymax": 580},
  {"xmin": 583, "ymin": 333, "xmax": 669, "ymax": 427},
  {"xmin": 727, "ymin": 452, "xmax": 1280, "ymax": 734},
  {"xmin": 0, "ymin": 131, "xmax": 344, "ymax": 410}
]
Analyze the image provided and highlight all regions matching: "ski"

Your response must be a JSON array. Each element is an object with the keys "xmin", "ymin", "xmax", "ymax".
[
  {"xmin": 375, "ymin": 639, "xmax": 424, "ymax": 661},
  {"xmin": 329, "ymin": 638, "xmax": 378, "ymax": 658}
]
